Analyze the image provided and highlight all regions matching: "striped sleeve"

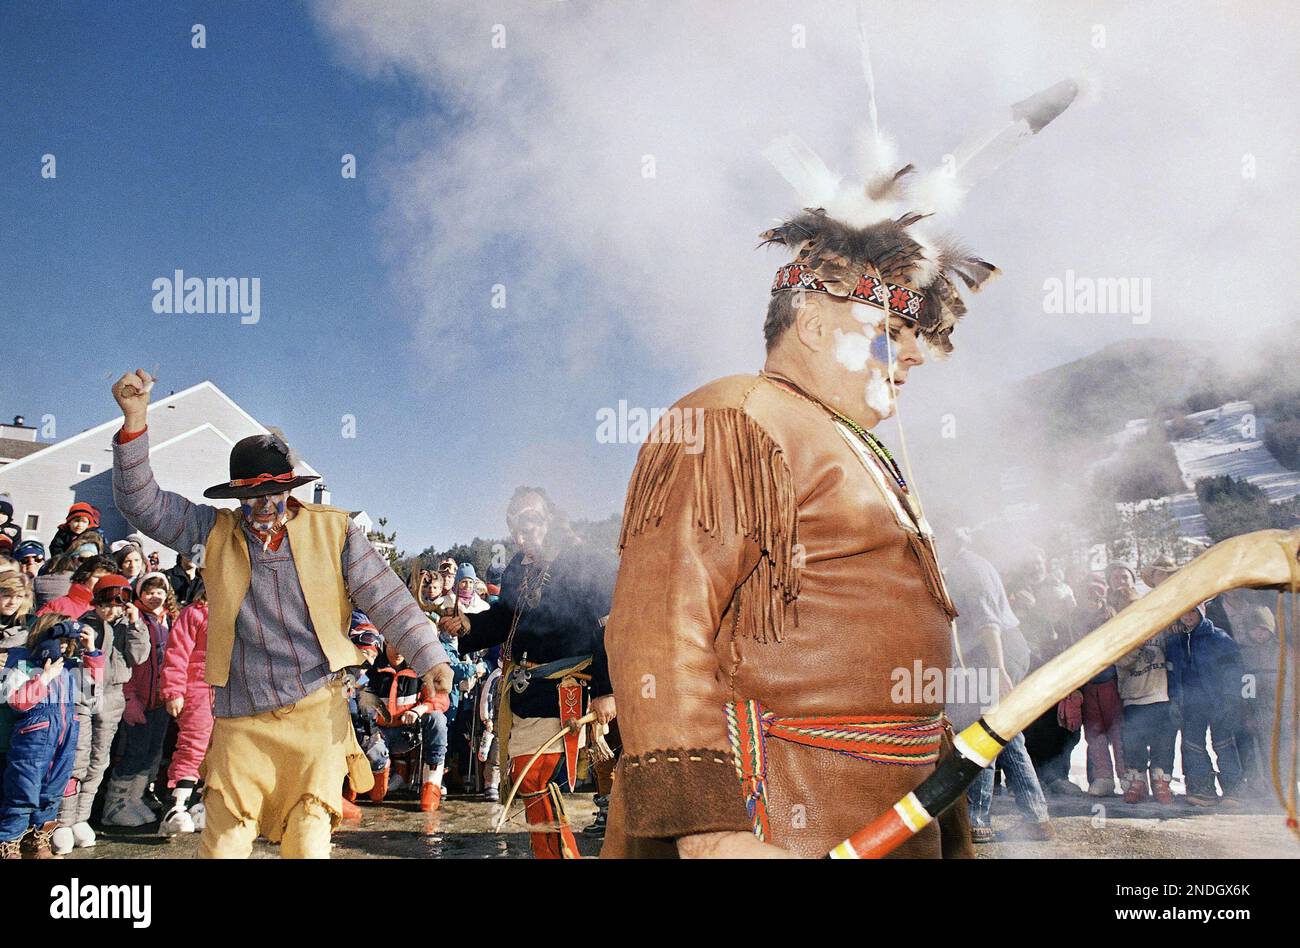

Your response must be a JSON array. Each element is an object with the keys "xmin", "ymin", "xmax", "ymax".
[
  {"xmin": 341, "ymin": 520, "xmax": 445, "ymax": 676},
  {"xmin": 112, "ymin": 431, "xmax": 218, "ymax": 556}
]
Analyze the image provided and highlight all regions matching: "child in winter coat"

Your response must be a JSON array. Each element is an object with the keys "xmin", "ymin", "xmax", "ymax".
[
  {"xmin": 46, "ymin": 502, "xmax": 104, "ymax": 561},
  {"xmin": 158, "ymin": 582, "xmax": 212, "ymax": 836},
  {"xmin": 0, "ymin": 617, "xmax": 104, "ymax": 859},
  {"xmin": 364, "ymin": 637, "xmax": 451, "ymax": 812},
  {"xmin": 1116, "ymin": 631, "xmax": 1178, "ymax": 805},
  {"xmin": 342, "ymin": 615, "xmax": 388, "ymax": 812},
  {"xmin": 1165, "ymin": 604, "xmax": 1246, "ymax": 806},
  {"xmin": 103, "ymin": 572, "xmax": 178, "ymax": 830},
  {"xmin": 54, "ymin": 573, "xmax": 150, "ymax": 852}
]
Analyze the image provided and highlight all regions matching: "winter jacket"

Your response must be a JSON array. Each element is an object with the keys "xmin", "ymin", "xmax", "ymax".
[
  {"xmin": 160, "ymin": 601, "xmax": 208, "ymax": 701},
  {"xmin": 164, "ymin": 565, "xmax": 198, "ymax": 606},
  {"xmin": 37, "ymin": 583, "xmax": 94, "ymax": 622},
  {"xmin": 32, "ymin": 571, "xmax": 73, "ymax": 610},
  {"xmin": 1116, "ymin": 637, "xmax": 1173, "ymax": 705},
  {"xmin": 1073, "ymin": 602, "xmax": 1118, "ymax": 684},
  {"xmin": 47, "ymin": 524, "xmax": 104, "ymax": 560},
  {"xmin": 1165, "ymin": 617, "xmax": 1244, "ymax": 704},
  {"xmin": 0, "ymin": 613, "xmax": 30, "ymax": 651},
  {"xmin": 367, "ymin": 650, "xmax": 448, "ymax": 726},
  {"xmin": 68, "ymin": 610, "xmax": 150, "ymax": 712},
  {"xmin": 0, "ymin": 654, "xmax": 32, "ymax": 754},
  {"xmin": 123, "ymin": 611, "xmax": 171, "ymax": 716},
  {"xmin": 3, "ymin": 647, "xmax": 105, "ymax": 798}
]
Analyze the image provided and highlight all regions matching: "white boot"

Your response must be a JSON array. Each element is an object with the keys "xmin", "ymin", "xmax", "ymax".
[
  {"xmin": 158, "ymin": 804, "xmax": 195, "ymax": 837},
  {"xmin": 70, "ymin": 822, "xmax": 96, "ymax": 848},
  {"xmin": 51, "ymin": 825, "xmax": 75, "ymax": 855},
  {"xmin": 189, "ymin": 800, "xmax": 206, "ymax": 832}
]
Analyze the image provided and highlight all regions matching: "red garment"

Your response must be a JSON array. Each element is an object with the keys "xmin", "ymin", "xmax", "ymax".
[
  {"xmin": 1082, "ymin": 679, "xmax": 1126, "ymax": 781},
  {"xmin": 508, "ymin": 752, "xmax": 580, "ymax": 859},
  {"xmin": 160, "ymin": 602, "xmax": 207, "ymax": 700},
  {"xmin": 123, "ymin": 611, "xmax": 170, "ymax": 717},
  {"xmin": 161, "ymin": 602, "xmax": 213, "ymax": 786},
  {"xmin": 38, "ymin": 584, "xmax": 93, "ymax": 620}
]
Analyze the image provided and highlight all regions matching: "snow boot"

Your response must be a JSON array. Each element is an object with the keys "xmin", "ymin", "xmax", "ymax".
[
  {"xmin": 1122, "ymin": 769, "xmax": 1148, "ymax": 804},
  {"xmin": 1088, "ymin": 778, "xmax": 1115, "ymax": 797},
  {"xmin": 1150, "ymin": 769, "xmax": 1174, "ymax": 805},
  {"xmin": 368, "ymin": 765, "xmax": 390, "ymax": 803},
  {"xmin": 70, "ymin": 821, "xmax": 96, "ymax": 848},
  {"xmin": 51, "ymin": 825, "xmax": 75, "ymax": 855},
  {"xmin": 22, "ymin": 821, "xmax": 59, "ymax": 859}
]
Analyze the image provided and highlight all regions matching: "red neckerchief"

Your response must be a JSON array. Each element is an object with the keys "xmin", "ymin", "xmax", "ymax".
[{"xmin": 243, "ymin": 498, "xmax": 301, "ymax": 552}]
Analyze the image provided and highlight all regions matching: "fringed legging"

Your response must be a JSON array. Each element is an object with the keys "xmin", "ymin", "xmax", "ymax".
[{"xmin": 508, "ymin": 752, "xmax": 579, "ymax": 859}]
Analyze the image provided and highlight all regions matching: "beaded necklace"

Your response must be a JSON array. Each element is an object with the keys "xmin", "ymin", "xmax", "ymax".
[{"xmin": 762, "ymin": 373, "xmax": 911, "ymax": 497}]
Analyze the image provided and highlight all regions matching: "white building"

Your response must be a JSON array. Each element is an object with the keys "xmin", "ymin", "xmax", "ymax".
[{"xmin": 0, "ymin": 381, "xmax": 334, "ymax": 566}]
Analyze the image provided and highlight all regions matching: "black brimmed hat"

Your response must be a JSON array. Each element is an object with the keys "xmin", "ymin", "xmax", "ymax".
[{"xmin": 203, "ymin": 431, "xmax": 318, "ymax": 500}]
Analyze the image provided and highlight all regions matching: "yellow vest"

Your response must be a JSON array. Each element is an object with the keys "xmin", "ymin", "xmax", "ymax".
[{"xmin": 202, "ymin": 502, "xmax": 364, "ymax": 687}]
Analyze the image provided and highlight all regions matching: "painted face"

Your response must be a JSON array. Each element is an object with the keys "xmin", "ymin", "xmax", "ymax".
[
  {"xmin": 508, "ymin": 498, "xmax": 550, "ymax": 555},
  {"xmin": 0, "ymin": 590, "xmax": 22, "ymax": 617},
  {"xmin": 139, "ymin": 585, "xmax": 167, "ymax": 613},
  {"xmin": 823, "ymin": 296, "xmax": 928, "ymax": 423},
  {"xmin": 67, "ymin": 516, "xmax": 90, "ymax": 535},
  {"xmin": 240, "ymin": 491, "xmax": 290, "ymax": 528}
]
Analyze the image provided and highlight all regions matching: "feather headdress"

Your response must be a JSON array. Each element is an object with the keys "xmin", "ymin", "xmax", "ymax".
[{"xmin": 762, "ymin": 4, "xmax": 1079, "ymax": 356}]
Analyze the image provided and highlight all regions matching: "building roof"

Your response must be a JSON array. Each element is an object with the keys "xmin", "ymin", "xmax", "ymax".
[
  {"xmin": 0, "ymin": 438, "xmax": 48, "ymax": 462},
  {"xmin": 0, "ymin": 380, "xmax": 321, "ymax": 479}
]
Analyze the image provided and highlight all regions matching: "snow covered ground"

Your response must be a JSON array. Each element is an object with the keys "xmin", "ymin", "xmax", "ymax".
[{"xmin": 1153, "ymin": 401, "xmax": 1300, "ymax": 543}]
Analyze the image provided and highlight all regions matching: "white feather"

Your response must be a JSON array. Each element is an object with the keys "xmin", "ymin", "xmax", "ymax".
[{"xmin": 762, "ymin": 134, "xmax": 841, "ymax": 208}]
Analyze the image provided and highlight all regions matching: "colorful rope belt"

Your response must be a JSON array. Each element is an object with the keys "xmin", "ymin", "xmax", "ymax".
[{"xmin": 724, "ymin": 699, "xmax": 943, "ymax": 841}]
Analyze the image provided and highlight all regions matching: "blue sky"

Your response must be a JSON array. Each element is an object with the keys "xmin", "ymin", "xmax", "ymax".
[
  {"xmin": 3, "ymin": 2, "xmax": 1296, "ymax": 554},
  {"xmin": 0, "ymin": 1, "xmax": 659, "ymax": 552}
]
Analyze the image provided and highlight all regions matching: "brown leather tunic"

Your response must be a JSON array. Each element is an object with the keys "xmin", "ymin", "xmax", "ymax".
[{"xmin": 602, "ymin": 374, "xmax": 957, "ymax": 858}]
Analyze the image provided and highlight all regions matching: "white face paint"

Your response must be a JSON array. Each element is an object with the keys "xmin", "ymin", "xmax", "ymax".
[
  {"xmin": 864, "ymin": 367, "xmax": 894, "ymax": 417},
  {"xmin": 832, "ymin": 328, "xmax": 874, "ymax": 372}
]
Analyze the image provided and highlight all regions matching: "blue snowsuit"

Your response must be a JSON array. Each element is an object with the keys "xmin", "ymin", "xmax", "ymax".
[{"xmin": 0, "ymin": 645, "xmax": 103, "ymax": 841}]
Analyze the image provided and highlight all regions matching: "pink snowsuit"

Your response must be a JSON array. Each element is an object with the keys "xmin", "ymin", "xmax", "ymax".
[{"xmin": 160, "ymin": 601, "xmax": 213, "ymax": 786}]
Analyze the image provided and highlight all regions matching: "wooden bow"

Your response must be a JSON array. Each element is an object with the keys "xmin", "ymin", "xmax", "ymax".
[
  {"xmin": 830, "ymin": 527, "xmax": 1300, "ymax": 859},
  {"xmin": 493, "ymin": 711, "xmax": 597, "ymax": 833}
]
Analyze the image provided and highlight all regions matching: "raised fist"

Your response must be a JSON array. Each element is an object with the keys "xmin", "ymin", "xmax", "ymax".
[{"xmin": 112, "ymin": 368, "xmax": 155, "ymax": 427}]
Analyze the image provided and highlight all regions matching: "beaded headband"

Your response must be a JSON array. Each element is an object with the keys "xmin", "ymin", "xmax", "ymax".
[{"xmin": 770, "ymin": 263, "xmax": 924, "ymax": 323}]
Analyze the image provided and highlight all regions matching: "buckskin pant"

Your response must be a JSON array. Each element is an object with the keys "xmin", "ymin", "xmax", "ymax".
[{"xmin": 199, "ymin": 679, "xmax": 372, "ymax": 859}]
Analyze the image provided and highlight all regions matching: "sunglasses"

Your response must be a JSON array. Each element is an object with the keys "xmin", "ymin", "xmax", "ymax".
[
  {"xmin": 93, "ymin": 590, "xmax": 133, "ymax": 606},
  {"xmin": 20, "ymin": 556, "xmax": 44, "ymax": 564}
]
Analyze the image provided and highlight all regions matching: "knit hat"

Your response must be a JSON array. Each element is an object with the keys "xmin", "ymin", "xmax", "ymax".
[
  {"xmin": 13, "ymin": 539, "xmax": 45, "ymax": 560},
  {"xmin": 133, "ymin": 570, "xmax": 171, "ymax": 597},
  {"xmin": 92, "ymin": 573, "xmax": 132, "ymax": 603},
  {"xmin": 66, "ymin": 502, "xmax": 100, "ymax": 528},
  {"xmin": 454, "ymin": 562, "xmax": 477, "ymax": 585}
]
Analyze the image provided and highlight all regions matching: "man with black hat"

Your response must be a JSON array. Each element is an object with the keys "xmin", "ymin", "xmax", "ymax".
[{"xmin": 109, "ymin": 368, "xmax": 451, "ymax": 858}]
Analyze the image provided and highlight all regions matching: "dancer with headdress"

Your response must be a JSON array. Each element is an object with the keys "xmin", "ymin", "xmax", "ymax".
[{"xmin": 601, "ymin": 21, "xmax": 1078, "ymax": 857}]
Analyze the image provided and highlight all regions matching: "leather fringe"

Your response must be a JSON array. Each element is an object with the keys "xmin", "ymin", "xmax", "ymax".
[
  {"xmin": 907, "ymin": 531, "xmax": 958, "ymax": 620},
  {"xmin": 619, "ymin": 407, "xmax": 800, "ymax": 643}
]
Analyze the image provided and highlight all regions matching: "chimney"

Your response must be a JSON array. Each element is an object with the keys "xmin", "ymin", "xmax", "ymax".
[{"xmin": 313, "ymin": 483, "xmax": 331, "ymax": 506}]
